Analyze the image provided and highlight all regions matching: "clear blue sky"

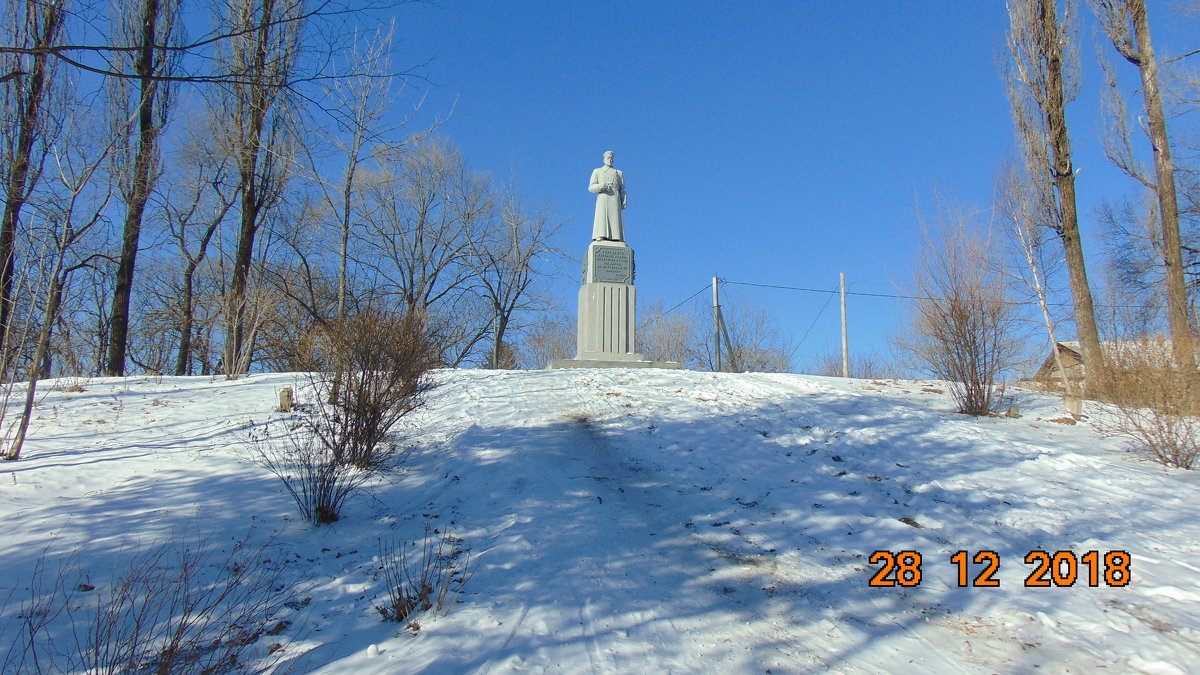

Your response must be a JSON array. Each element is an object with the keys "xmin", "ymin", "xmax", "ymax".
[{"xmin": 381, "ymin": 2, "xmax": 1198, "ymax": 369}]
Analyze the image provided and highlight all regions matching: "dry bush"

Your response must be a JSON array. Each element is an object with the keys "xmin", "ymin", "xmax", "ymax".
[
  {"xmin": 296, "ymin": 311, "xmax": 439, "ymax": 470},
  {"xmin": 4, "ymin": 536, "xmax": 299, "ymax": 674},
  {"xmin": 1093, "ymin": 339, "xmax": 1199, "ymax": 469},
  {"xmin": 897, "ymin": 212, "xmax": 1021, "ymax": 415},
  {"xmin": 806, "ymin": 347, "xmax": 908, "ymax": 379},
  {"xmin": 248, "ymin": 422, "xmax": 374, "ymax": 525},
  {"xmin": 716, "ymin": 300, "xmax": 795, "ymax": 373},
  {"xmin": 250, "ymin": 311, "xmax": 438, "ymax": 525},
  {"xmin": 375, "ymin": 524, "xmax": 475, "ymax": 631},
  {"xmin": 515, "ymin": 312, "xmax": 574, "ymax": 369},
  {"xmin": 638, "ymin": 301, "xmax": 700, "ymax": 367}
]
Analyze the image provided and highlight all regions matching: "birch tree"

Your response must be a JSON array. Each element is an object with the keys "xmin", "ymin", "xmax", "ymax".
[
  {"xmin": 1006, "ymin": 0, "xmax": 1105, "ymax": 385},
  {"xmin": 998, "ymin": 160, "xmax": 1077, "ymax": 402}
]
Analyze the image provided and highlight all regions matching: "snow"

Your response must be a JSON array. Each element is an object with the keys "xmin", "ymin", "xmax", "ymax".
[{"xmin": 2, "ymin": 368, "xmax": 1199, "ymax": 673}]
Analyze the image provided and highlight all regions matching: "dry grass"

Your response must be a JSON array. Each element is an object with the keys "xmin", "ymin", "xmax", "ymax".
[{"xmin": 1090, "ymin": 339, "xmax": 1199, "ymax": 470}]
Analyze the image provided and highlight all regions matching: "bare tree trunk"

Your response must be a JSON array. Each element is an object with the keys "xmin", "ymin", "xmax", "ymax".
[
  {"xmin": 6, "ymin": 271, "xmax": 62, "ymax": 460},
  {"xmin": 0, "ymin": 0, "xmax": 63, "ymax": 377},
  {"xmin": 1092, "ymin": 0, "xmax": 1195, "ymax": 369},
  {"xmin": 1007, "ymin": 0, "xmax": 1105, "ymax": 387},
  {"xmin": 1130, "ymin": 5, "xmax": 1193, "ymax": 369},
  {"xmin": 173, "ymin": 212, "xmax": 221, "ymax": 374},
  {"xmin": 221, "ymin": 0, "xmax": 297, "ymax": 377},
  {"xmin": 227, "ymin": 178, "xmax": 262, "ymax": 375},
  {"xmin": 339, "ymin": 192, "xmax": 349, "ymax": 318},
  {"xmin": 175, "ymin": 263, "xmax": 197, "ymax": 375},
  {"xmin": 106, "ymin": 0, "xmax": 175, "ymax": 376}
]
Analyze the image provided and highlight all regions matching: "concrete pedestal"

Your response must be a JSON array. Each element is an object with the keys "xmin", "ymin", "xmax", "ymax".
[
  {"xmin": 577, "ymin": 282, "xmax": 638, "ymax": 358},
  {"xmin": 549, "ymin": 240, "xmax": 681, "ymax": 370}
]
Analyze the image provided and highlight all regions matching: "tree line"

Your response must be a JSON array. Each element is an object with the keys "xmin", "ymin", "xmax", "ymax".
[
  {"xmin": 0, "ymin": 0, "xmax": 562, "ymax": 459},
  {"xmin": 898, "ymin": 0, "xmax": 1198, "ymax": 465}
]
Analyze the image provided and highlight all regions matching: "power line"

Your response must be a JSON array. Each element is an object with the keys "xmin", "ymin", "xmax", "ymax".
[
  {"xmin": 797, "ymin": 287, "xmax": 837, "ymax": 347},
  {"xmin": 637, "ymin": 284, "xmax": 712, "ymax": 334},
  {"xmin": 722, "ymin": 279, "xmax": 936, "ymax": 302},
  {"xmin": 662, "ymin": 284, "xmax": 710, "ymax": 316},
  {"xmin": 721, "ymin": 278, "xmax": 1162, "ymax": 311}
]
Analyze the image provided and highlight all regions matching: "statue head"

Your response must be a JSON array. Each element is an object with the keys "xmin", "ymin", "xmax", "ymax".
[{"xmin": 603, "ymin": 150, "xmax": 614, "ymax": 166}]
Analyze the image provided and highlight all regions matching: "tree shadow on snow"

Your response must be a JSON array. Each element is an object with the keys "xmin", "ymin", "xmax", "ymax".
[{"xmin": 379, "ymin": 384, "xmax": 1177, "ymax": 672}]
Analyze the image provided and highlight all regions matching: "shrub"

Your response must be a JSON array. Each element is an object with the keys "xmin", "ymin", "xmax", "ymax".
[
  {"xmin": 375, "ymin": 525, "xmax": 475, "ymax": 631},
  {"xmin": 252, "ymin": 311, "xmax": 440, "ymax": 525},
  {"xmin": 4, "ymin": 536, "xmax": 300, "ymax": 674},
  {"xmin": 296, "ymin": 311, "xmax": 439, "ymax": 470},
  {"xmin": 897, "ymin": 212, "xmax": 1021, "ymax": 415},
  {"xmin": 248, "ymin": 422, "xmax": 373, "ymax": 525},
  {"xmin": 1093, "ymin": 339, "xmax": 1199, "ymax": 469}
]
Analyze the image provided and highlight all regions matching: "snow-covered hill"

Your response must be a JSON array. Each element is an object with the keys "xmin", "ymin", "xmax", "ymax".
[{"xmin": 2, "ymin": 369, "xmax": 1198, "ymax": 673}]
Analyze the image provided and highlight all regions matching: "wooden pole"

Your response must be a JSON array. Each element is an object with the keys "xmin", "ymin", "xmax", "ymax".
[
  {"xmin": 841, "ymin": 272, "xmax": 849, "ymax": 378},
  {"xmin": 712, "ymin": 276, "xmax": 721, "ymax": 372},
  {"xmin": 719, "ymin": 309, "xmax": 737, "ymax": 372},
  {"xmin": 492, "ymin": 311, "xmax": 499, "ymax": 368}
]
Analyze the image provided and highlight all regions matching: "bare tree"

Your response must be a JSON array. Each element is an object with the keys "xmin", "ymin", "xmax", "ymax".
[
  {"xmin": 806, "ymin": 347, "xmax": 906, "ymax": 379},
  {"xmin": 0, "ymin": 0, "xmax": 66, "ymax": 377},
  {"xmin": 470, "ymin": 190, "xmax": 563, "ymax": 368},
  {"xmin": 1006, "ymin": 0, "xmax": 1106, "ymax": 386},
  {"xmin": 1091, "ymin": 0, "xmax": 1196, "ymax": 369},
  {"xmin": 720, "ymin": 304, "xmax": 795, "ymax": 373},
  {"xmin": 694, "ymin": 293, "xmax": 794, "ymax": 373},
  {"xmin": 1095, "ymin": 190, "xmax": 1187, "ymax": 335},
  {"xmin": 103, "ymin": 0, "xmax": 181, "ymax": 376},
  {"xmin": 357, "ymin": 141, "xmax": 488, "ymax": 313},
  {"xmin": 159, "ymin": 117, "xmax": 237, "ymax": 375},
  {"xmin": 298, "ymin": 23, "xmax": 430, "ymax": 321},
  {"xmin": 7, "ymin": 117, "xmax": 113, "ymax": 460},
  {"xmin": 897, "ymin": 209, "xmax": 1022, "ymax": 415},
  {"xmin": 354, "ymin": 139, "xmax": 493, "ymax": 363},
  {"xmin": 217, "ymin": 0, "xmax": 302, "ymax": 377},
  {"xmin": 638, "ymin": 300, "xmax": 701, "ymax": 367},
  {"xmin": 0, "ymin": 0, "xmax": 419, "ymax": 379},
  {"xmin": 0, "ymin": 0, "xmax": 401, "ymax": 84},
  {"xmin": 515, "ymin": 311, "xmax": 574, "ymax": 369}
]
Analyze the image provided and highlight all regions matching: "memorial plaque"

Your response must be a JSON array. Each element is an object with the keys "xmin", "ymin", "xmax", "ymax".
[{"xmin": 591, "ymin": 246, "xmax": 634, "ymax": 284}]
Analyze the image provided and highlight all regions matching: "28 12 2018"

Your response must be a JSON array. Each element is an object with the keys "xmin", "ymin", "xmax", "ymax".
[{"xmin": 866, "ymin": 550, "xmax": 1132, "ymax": 588}]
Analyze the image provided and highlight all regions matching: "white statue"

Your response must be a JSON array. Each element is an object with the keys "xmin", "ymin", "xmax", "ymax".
[{"xmin": 588, "ymin": 150, "xmax": 627, "ymax": 242}]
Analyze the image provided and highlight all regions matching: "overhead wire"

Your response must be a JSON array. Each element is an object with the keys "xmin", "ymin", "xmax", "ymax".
[{"xmin": 720, "ymin": 279, "xmax": 1163, "ymax": 310}]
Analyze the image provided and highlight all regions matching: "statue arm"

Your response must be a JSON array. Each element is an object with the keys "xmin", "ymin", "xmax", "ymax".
[
  {"xmin": 618, "ymin": 170, "xmax": 627, "ymax": 208},
  {"xmin": 588, "ymin": 169, "xmax": 602, "ymax": 195}
]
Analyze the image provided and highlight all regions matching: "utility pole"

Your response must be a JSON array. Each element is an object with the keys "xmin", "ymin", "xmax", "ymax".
[
  {"xmin": 840, "ymin": 272, "xmax": 849, "ymax": 378},
  {"xmin": 491, "ymin": 311, "xmax": 499, "ymax": 369},
  {"xmin": 712, "ymin": 276, "xmax": 721, "ymax": 372}
]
